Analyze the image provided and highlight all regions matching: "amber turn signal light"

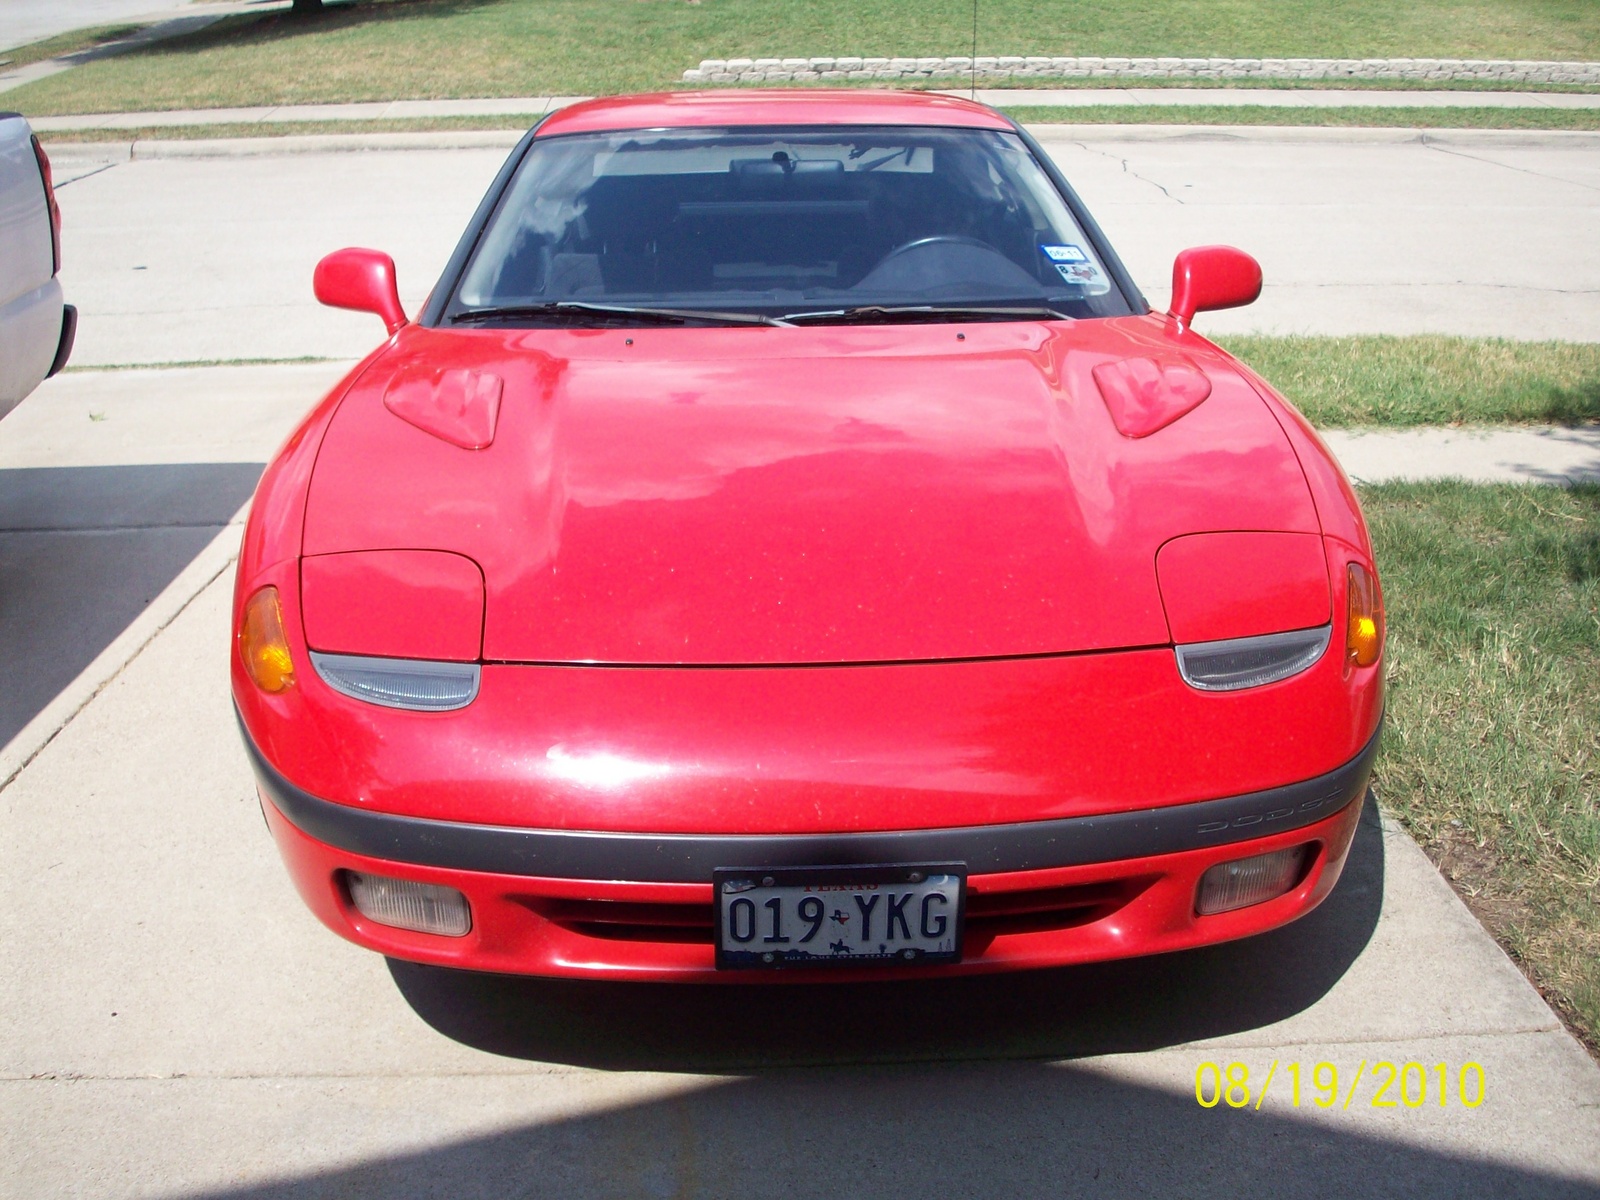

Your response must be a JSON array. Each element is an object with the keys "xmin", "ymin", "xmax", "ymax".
[
  {"xmin": 240, "ymin": 586, "xmax": 295, "ymax": 693},
  {"xmin": 1345, "ymin": 563, "xmax": 1384, "ymax": 668}
]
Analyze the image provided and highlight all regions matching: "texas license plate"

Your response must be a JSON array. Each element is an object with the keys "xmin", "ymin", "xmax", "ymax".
[{"xmin": 714, "ymin": 864, "xmax": 965, "ymax": 970}]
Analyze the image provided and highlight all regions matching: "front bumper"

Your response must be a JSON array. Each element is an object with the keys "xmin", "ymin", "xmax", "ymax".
[{"xmin": 246, "ymin": 721, "xmax": 1377, "ymax": 982}]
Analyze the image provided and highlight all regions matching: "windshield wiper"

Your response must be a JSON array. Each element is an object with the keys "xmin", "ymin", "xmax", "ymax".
[
  {"xmin": 450, "ymin": 301, "xmax": 790, "ymax": 327},
  {"xmin": 779, "ymin": 304, "xmax": 1073, "ymax": 325}
]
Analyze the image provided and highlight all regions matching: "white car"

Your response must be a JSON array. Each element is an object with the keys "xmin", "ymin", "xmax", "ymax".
[{"xmin": 0, "ymin": 112, "xmax": 74, "ymax": 418}]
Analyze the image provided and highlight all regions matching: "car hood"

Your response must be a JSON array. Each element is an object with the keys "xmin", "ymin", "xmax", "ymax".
[{"xmin": 302, "ymin": 316, "xmax": 1318, "ymax": 664}]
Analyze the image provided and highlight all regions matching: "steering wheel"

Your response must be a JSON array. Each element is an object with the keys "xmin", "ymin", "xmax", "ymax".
[{"xmin": 872, "ymin": 235, "xmax": 998, "ymax": 268}]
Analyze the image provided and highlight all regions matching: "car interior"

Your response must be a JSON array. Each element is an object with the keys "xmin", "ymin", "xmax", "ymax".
[{"xmin": 459, "ymin": 129, "xmax": 1129, "ymax": 317}]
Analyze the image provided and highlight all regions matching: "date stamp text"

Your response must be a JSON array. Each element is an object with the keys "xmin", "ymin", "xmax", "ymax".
[{"xmin": 1194, "ymin": 1061, "xmax": 1486, "ymax": 1111}]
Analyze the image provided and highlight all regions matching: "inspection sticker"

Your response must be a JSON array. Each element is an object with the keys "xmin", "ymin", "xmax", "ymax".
[
  {"xmin": 1054, "ymin": 260, "xmax": 1112, "ymax": 294},
  {"xmin": 1041, "ymin": 244, "xmax": 1088, "ymax": 263}
]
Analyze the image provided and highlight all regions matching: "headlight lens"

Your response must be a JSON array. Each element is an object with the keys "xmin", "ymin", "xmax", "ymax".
[
  {"xmin": 311, "ymin": 651, "xmax": 480, "ymax": 711},
  {"xmin": 1175, "ymin": 625, "xmax": 1331, "ymax": 692}
]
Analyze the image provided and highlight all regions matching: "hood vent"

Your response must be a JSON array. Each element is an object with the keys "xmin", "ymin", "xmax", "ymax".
[
  {"xmin": 1092, "ymin": 357, "xmax": 1211, "ymax": 438},
  {"xmin": 383, "ymin": 368, "xmax": 503, "ymax": 449}
]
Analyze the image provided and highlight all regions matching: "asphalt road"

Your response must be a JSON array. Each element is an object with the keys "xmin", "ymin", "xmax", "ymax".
[
  {"xmin": 38, "ymin": 125, "xmax": 1600, "ymax": 369},
  {"xmin": 3, "ymin": 131, "xmax": 1600, "ymax": 1197}
]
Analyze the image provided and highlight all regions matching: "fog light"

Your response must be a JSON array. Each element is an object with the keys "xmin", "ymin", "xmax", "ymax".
[
  {"xmin": 345, "ymin": 872, "xmax": 471, "ymax": 936},
  {"xmin": 1196, "ymin": 846, "xmax": 1309, "ymax": 915}
]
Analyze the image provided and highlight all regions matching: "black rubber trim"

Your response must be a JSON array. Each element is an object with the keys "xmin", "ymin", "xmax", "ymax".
[
  {"xmin": 418, "ymin": 123, "xmax": 544, "ymax": 328},
  {"xmin": 47, "ymin": 304, "xmax": 76, "ymax": 378},
  {"xmin": 242, "ymin": 715, "xmax": 1379, "ymax": 883},
  {"xmin": 1011, "ymin": 122, "xmax": 1151, "ymax": 315}
]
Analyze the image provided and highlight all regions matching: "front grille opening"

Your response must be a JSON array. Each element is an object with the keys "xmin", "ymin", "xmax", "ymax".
[
  {"xmin": 523, "ymin": 876, "xmax": 1155, "ymax": 949},
  {"xmin": 966, "ymin": 877, "xmax": 1154, "ymax": 938},
  {"xmin": 527, "ymin": 897, "xmax": 715, "ymax": 944}
]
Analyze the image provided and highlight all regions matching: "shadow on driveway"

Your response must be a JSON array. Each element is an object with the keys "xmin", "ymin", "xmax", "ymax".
[
  {"xmin": 0, "ymin": 462, "xmax": 262, "ymax": 747},
  {"xmin": 188, "ymin": 807, "xmax": 1596, "ymax": 1198},
  {"xmin": 391, "ymin": 800, "xmax": 1388, "ymax": 1071},
  {"xmin": 165, "ymin": 1058, "xmax": 1600, "ymax": 1199}
]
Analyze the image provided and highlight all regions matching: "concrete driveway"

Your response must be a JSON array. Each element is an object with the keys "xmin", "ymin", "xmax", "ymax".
[{"xmin": 4, "ymin": 128, "xmax": 1600, "ymax": 1197}]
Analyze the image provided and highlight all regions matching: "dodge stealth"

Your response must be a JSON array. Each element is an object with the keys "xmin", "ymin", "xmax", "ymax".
[{"xmin": 234, "ymin": 90, "xmax": 1383, "ymax": 980}]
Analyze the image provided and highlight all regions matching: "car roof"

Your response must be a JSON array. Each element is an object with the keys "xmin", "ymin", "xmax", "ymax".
[{"xmin": 535, "ymin": 89, "xmax": 1016, "ymax": 137}]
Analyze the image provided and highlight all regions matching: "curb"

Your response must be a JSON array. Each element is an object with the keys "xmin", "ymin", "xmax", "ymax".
[
  {"xmin": 40, "ymin": 124, "xmax": 1600, "ymax": 157},
  {"xmin": 26, "ymin": 96, "xmax": 592, "ymax": 133},
  {"xmin": 1023, "ymin": 123, "xmax": 1600, "ymax": 148}
]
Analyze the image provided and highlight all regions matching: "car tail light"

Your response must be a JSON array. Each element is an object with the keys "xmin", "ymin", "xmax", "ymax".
[
  {"xmin": 239, "ymin": 587, "xmax": 295, "ymax": 693},
  {"xmin": 311, "ymin": 651, "xmax": 479, "ymax": 711},
  {"xmin": 1174, "ymin": 625, "xmax": 1330, "ymax": 692},
  {"xmin": 1346, "ymin": 563, "xmax": 1384, "ymax": 668},
  {"xmin": 345, "ymin": 872, "xmax": 471, "ymax": 936},
  {"xmin": 30, "ymin": 135, "xmax": 61, "ymax": 275},
  {"xmin": 1196, "ymin": 846, "xmax": 1310, "ymax": 915}
]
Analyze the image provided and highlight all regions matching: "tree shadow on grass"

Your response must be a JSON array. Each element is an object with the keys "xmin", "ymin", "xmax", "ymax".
[
  {"xmin": 1501, "ymin": 375, "xmax": 1600, "ymax": 426},
  {"xmin": 389, "ymin": 799, "xmax": 1387, "ymax": 1072}
]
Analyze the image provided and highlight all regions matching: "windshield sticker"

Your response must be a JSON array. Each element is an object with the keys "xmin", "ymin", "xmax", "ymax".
[
  {"xmin": 1055, "ymin": 261, "xmax": 1112, "ymax": 295},
  {"xmin": 1041, "ymin": 244, "xmax": 1088, "ymax": 263}
]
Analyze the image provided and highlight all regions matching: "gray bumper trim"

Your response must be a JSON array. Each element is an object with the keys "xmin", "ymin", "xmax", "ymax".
[{"xmin": 241, "ymin": 717, "xmax": 1379, "ymax": 883}]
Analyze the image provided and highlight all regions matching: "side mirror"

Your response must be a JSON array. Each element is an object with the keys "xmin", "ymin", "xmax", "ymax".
[
  {"xmin": 313, "ymin": 248, "xmax": 407, "ymax": 335},
  {"xmin": 1168, "ymin": 246, "xmax": 1262, "ymax": 330}
]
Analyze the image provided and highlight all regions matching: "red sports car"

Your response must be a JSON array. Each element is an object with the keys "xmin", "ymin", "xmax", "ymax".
[{"xmin": 234, "ymin": 90, "xmax": 1383, "ymax": 981}]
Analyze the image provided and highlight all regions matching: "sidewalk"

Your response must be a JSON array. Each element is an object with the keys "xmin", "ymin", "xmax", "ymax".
[
  {"xmin": 1323, "ymin": 425, "xmax": 1600, "ymax": 486},
  {"xmin": 23, "ymin": 87, "xmax": 1600, "ymax": 132},
  {"xmin": 27, "ymin": 95, "xmax": 586, "ymax": 132}
]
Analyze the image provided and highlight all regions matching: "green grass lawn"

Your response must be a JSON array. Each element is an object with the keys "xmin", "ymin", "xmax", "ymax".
[
  {"xmin": 7, "ymin": 0, "xmax": 1600, "ymax": 115},
  {"xmin": 1006, "ymin": 105, "xmax": 1600, "ymax": 130},
  {"xmin": 1221, "ymin": 335, "xmax": 1600, "ymax": 427},
  {"xmin": 1364, "ymin": 481, "xmax": 1600, "ymax": 1050}
]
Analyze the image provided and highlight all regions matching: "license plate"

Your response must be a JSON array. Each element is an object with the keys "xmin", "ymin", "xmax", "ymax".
[{"xmin": 714, "ymin": 864, "xmax": 965, "ymax": 970}]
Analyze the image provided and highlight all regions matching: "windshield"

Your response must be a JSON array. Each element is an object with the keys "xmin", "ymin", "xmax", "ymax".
[{"xmin": 447, "ymin": 126, "xmax": 1134, "ymax": 325}]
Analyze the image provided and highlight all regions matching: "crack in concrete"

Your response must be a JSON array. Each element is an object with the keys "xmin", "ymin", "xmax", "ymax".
[
  {"xmin": 1070, "ymin": 140, "xmax": 1186, "ymax": 203},
  {"xmin": 50, "ymin": 160, "xmax": 121, "ymax": 189},
  {"xmin": 1422, "ymin": 138, "xmax": 1600, "ymax": 194}
]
